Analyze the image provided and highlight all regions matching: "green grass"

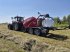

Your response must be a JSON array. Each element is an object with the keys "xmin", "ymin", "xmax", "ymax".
[
  {"xmin": 0, "ymin": 38, "xmax": 25, "ymax": 52},
  {"xmin": 54, "ymin": 23, "xmax": 69, "ymax": 27},
  {"xmin": 0, "ymin": 24, "xmax": 70, "ymax": 52}
]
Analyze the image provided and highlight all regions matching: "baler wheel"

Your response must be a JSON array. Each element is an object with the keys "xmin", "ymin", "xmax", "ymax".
[
  {"xmin": 28, "ymin": 28, "xmax": 33, "ymax": 34},
  {"xmin": 34, "ymin": 29, "xmax": 41, "ymax": 36},
  {"xmin": 46, "ymin": 29, "xmax": 49, "ymax": 34},
  {"xmin": 42, "ymin": 29, "xmax": 49, "ymax": 37}
]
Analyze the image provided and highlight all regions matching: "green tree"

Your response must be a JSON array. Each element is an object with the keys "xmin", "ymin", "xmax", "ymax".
[
  {"xmin": 67, "ymin": 15, "xmax": 70, "ymax": 25},
  {"xmin": 54, "ymin": 17, "xmax": 61, "ymax": 24},
  {"xmin": 62, "ymin": 16, "xmax": 67, "ymax": 24}
]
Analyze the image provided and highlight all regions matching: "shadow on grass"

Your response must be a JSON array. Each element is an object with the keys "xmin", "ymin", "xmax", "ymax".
[
  {"xmin": 18, "ymin": 30, "xmax": 68, "ymax": 41},
  {"xmin": 41, "ymin": 33, "xmax": 68, "ymax": 41},
  {"xmin": 56, "ymin": 28, "xmax": 68, "ymax": 30}
]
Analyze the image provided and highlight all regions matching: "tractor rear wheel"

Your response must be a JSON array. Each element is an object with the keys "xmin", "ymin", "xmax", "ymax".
[
  {"xmin": 8, "ymin": 24, "xmax": 13, "ymax": 30},
  {"xmin": 34, "ymin": 29, "xmax": 41, "ymax": 36},
  {"xmin": 13, "ymin": 23, "xmax": 19, "ymax": 31}
]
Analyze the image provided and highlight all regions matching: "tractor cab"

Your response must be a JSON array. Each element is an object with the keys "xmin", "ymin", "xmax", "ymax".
[
  {"xmin": 9, "ymin": 16, "xmax": 24, "ymax": 30},
  {"xmin": 12, "ymin": 16, "xmax": 24, "ymax": 22}
]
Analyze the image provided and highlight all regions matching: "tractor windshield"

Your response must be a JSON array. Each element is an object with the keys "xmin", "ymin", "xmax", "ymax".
[
  {"xmin": 17, "ymin": 17, "xmax": 23, "ymax": 21},
  {"xmin": 12, "ymin": 16, "xmax": 24, "ymax": 22}
]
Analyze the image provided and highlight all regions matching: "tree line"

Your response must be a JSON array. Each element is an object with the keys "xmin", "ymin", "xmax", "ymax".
[{"xmin": 53, "ymin": 14, "xmax": 70, "ymax": 25}]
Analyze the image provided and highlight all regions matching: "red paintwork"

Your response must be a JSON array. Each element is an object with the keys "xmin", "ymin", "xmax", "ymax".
[{"xmin": 23, "ymin": 17, "xmax": 37, "ymax": 28}]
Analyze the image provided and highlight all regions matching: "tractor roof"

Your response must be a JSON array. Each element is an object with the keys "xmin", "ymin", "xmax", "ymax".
[{"xmin": 14, "ymin": 16, "xmax": 23, "ymax": 18}]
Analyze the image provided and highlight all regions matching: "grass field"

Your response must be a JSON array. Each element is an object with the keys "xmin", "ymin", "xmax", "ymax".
[{"xmin": 0, "ymin": 24, "xmax": 70, "ymax": 52}]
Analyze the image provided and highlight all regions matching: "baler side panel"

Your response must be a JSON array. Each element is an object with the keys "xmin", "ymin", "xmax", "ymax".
[{"xmin": 23, "ymin": 17, "xmax": 37, "ymax": 28}]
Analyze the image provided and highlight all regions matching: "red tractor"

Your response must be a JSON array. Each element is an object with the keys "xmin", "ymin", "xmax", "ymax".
[{"xmin": 8, "ymin": 12, "xmax": 54, "ymax": 36}]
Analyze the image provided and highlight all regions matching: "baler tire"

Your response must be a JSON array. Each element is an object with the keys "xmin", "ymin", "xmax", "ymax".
[
  {"xmin": 42, "ymin": 29, "xmax": 49, "ymax": 37},
  {"xmin": 34, "ymin": 29, "xmax": 41, "ymax": 36},
  {"xmin": 28, "ymin": 28, "xmax": 33, "ymax": 34},
  {"xmin": 46, "ymin": 29, "xmax": 49, "ymax": 34}
]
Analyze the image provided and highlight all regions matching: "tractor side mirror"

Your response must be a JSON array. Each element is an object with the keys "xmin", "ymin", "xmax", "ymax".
[{"xmin": 11, "ymin": 17, "xmax": 13, "ymax": 19}]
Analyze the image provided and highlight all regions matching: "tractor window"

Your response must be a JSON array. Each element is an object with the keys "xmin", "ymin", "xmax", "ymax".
[
  {"xmin": 12, "ymin": 16, "xmax": 24, "ymax": 22},
  {"xmin": 17, "ymin": 17, "xmax": 23, "ymax": 21},
  {"xmin": 12, "ymin": 17, "xmax": 17, "ymax": 21}
]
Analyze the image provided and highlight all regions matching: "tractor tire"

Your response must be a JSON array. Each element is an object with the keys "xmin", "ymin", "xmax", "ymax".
[
  {"xmin": 13, "ymin": 23, "xmax": 19, "ymax": 31},
  {"xmin": 8, "ymin": 24, "xmax": 13, "ymax": 30},
  {"xmin": 28, "ymin": 28, "xmax": 33, "ymax": 34},
  {"xmin": 34, "ymin": 29, "xmax": 41, "ymax": 36}
]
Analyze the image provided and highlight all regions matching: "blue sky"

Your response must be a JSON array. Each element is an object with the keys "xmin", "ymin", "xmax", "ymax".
[{"xmin": 0, "ymin": 0, "xmax": 70, "ymax": 23}]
